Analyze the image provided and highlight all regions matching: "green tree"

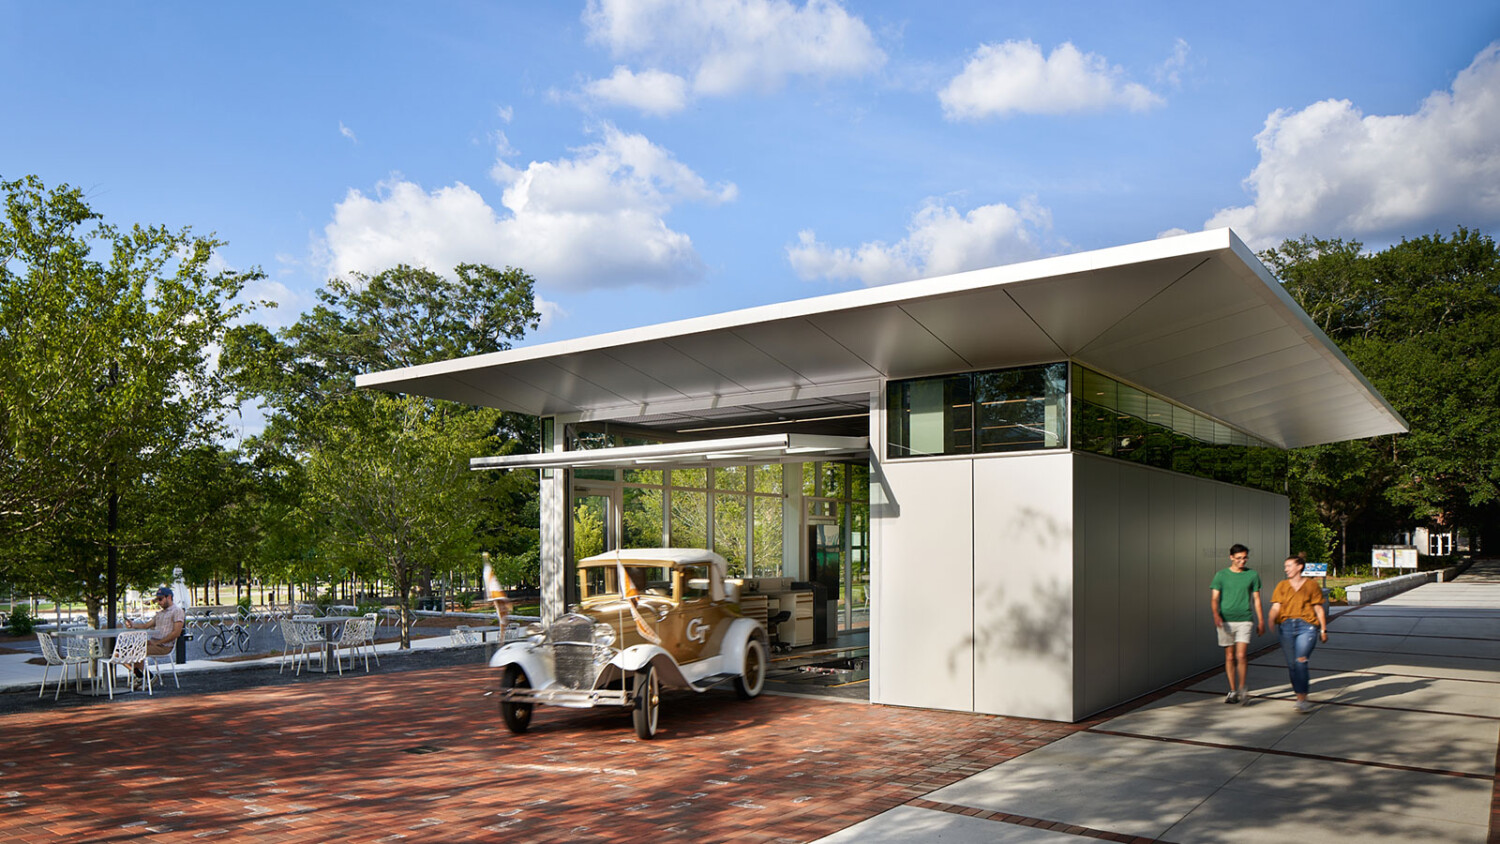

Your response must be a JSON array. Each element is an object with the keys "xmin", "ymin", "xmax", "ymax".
[
  {"xmin": 0, "ymin": 175, "xmax": 260, "ymax": 625},
  {"xmin": 223, "ymin": 263, "xmax": 542, "ymax": 635},
  {"xmin": 306, "ymin": 396, "xmax": 499, "ymax": 646},
  {"xmin": 1268, "ymin": 229, "xmax": 1500, "ymax": 557}
]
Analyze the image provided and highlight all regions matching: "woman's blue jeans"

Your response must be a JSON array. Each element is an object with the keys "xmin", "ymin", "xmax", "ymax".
[{"xmin": 1278, "ymin": 618, "xmax": 1318, "ymax": 695}]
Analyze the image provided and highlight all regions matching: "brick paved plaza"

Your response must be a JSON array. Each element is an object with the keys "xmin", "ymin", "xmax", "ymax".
[{"xmin": 0, "ymin": 662, "xmax": 1083, "ymax": 843}]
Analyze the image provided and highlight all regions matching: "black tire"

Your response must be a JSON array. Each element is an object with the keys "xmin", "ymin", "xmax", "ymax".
[
  {"xmin": 203, "ymin": 632, "xmax": 225, "ymax": 656},
  {"xmin": 500, "ymin": 664, "xmax": 533, "ymax": 734},
  {"xmin": 235, "ymin": 628, "xmax": 251, "ymax": 652},
  {"xmin": 733, "ymin": 638, "xmax": 766, "ymax": 700},
  {"xmin": 632, "ymin": 665, "xmax": 659, "ymax": 740}
]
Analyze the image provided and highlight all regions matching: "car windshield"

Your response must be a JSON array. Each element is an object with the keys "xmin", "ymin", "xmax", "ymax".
[{"xmin": 578, "ymin": 563, "xmax": 672, "ymax": 599}]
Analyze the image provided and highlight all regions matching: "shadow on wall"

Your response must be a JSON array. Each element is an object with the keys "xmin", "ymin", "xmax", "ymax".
[
  {"xmin": 950, "ymin": 504, "xmax": 1075, "ymax": 683},
  {"xmin": 868, "ymin": 457, "xmax": 899, "ymax": 519}
]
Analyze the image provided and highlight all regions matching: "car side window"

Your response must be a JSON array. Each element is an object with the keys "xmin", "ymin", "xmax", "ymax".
[{"xmin": 678, "ymin": 565, "xmax": 710, "ymax": 601}]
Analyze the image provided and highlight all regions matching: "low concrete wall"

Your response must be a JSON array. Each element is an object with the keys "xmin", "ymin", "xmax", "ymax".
[{"xmin": 1346, "ymin": 571, "xmax": 1438, "ymax": 605}]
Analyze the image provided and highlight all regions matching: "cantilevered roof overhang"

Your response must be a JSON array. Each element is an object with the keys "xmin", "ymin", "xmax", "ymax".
[{"xmin": 358, "ymin": 228, "xmax": 1408, "ymax": 449}]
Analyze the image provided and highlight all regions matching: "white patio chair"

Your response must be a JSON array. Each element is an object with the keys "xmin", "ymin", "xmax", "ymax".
[
  {"xmin": 100, "ymin": 631, "xmax": 150, "ymax": 699},
  {"xmin": 277, "ymin": 616, "xmax": 299, "ymax": 674},
  {"xmin": 145, "ymin": 640, "xmax": 181, "ymax": 690},
  {"xmin": 452, "ymin": 625, "xmax": 478, "ymax": 646},
  {"xmin": 331, "ymin": 618, "xmax": 375, "ymax": 675},
  {"xmin": 36, "ymin": 633, "xmax": 89, "ymax": 699},
  {"xmin": 291, "ymin": 619, "xmax": 326, "ymax": 676},
  {"xmin": 364, "ymin": 613, "xmax": 382, "ymax": 666}
]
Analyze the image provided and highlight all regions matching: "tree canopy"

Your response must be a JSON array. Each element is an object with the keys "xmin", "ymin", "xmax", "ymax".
[
  {"xmin": 1269, "ymin": 228, "xmax": 1500, "ymax": 562},
  {"xmin": 0, "ymin": 175, "xmax": 262, "ymax": 622}
]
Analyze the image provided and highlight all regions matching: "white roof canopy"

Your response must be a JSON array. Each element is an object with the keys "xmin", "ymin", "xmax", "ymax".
[
  {"xmin": 470, "ymin": 433, "xmax": 869, "ymax": 471},
  {"xmin": 359, "ymin": 229, "xmax": 1406, "ymax": 449}
]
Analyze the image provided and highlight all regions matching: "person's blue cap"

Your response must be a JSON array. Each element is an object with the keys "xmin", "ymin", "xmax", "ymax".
[{"xmin": 155, "ymin": 586, "xmax": 173, "ymax": 598}]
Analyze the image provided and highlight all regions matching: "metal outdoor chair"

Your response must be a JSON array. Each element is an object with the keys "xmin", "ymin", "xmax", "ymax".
[
  {"xmin": 332, "ymin": 618, "xmax": 376, "ymax": 675},
  {"xmin": 364, "ymin": 613, "xmax": 382, "ymax": 666},
  {"xmin": 36, "ymin": 633, "xmax": 88, "ymax": 699},
  {"xmin": 145, "ymin": 637, "xmax": 181, "ymax": 690},
  {"xmin": 100, "ymin": 631, "xmax": 150, "ymax": 699},
  {"xmin": 452, "ymin": 625, "xmax": 478, "ymax": 646},
  {"xmin": 277, "ymin": 616, "xmax": 300, "ymax": 674},
  {"xmin": 291, "ymin": 618, "xmax": 327, "ymax": 676}
]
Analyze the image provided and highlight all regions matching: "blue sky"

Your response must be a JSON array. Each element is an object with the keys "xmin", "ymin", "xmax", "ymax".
[{"xmin": 5, "ymin": 1, "xmax": 1499, "ymax": 354}]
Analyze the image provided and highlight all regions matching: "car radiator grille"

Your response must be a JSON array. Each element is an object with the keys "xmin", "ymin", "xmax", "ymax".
[{"xmin": 548, "ymin": 614, "xmax": 597, "ymax": 690}]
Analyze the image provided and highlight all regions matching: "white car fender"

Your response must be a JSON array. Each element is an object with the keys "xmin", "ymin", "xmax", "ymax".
[
  {"xmin": 615, "ymin": 644, "xmax": 692, "ymax": 687},
  {"xmin": 718, "ymin": 617, "xmax": 768, "ymax": 671},
  {"xmin": 489, "ymin": 642, "xmax": 554, "ymax": 687}
]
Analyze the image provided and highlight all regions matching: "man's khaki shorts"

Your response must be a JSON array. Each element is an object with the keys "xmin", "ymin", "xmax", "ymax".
[
  {"xmin": 1217, "ymin": 621, "xmax": 1253, "ymax": 647},
  {"xmin": 146, "ymin": 641, "xmax": 174, "ymax": 656}
]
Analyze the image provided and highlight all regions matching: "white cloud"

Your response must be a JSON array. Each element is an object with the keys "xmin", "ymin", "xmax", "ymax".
[
  {"xmin": 583, "ymin": 66, "xmax": 691, "ymax": 115},
  {"xmin": 496, "ymin": 105, "xmax": 514, "ymax": 123},
  {"xmin": 322, "ymin": 125, "xmax": 736, "ymax": 291},
  {"xmin": 339, "ymin": 121, "xmax": 358, "ymax": 143},
  {"xmin": 1155, "ymin": 38, "xmax": 1190, "ymax": 88},
  {"xmin": 787, "ymin": 198, "xmax": 1052, "ymax": 286},
  {"xmin": 1206, "ymin": 42, "xmax": 1500, "ymax": 248},
  {"xmin": 579, "ymin": 0, "xmax": 884, "ymax": 113},
  {"xmin": 939, "ymin": 40, "xmax": 1164, "ymax": 120}
]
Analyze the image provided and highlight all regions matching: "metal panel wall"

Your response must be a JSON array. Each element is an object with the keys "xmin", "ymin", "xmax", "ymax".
[
  {"xmin": 871, "ymin": 458, "xmax": 976, "ymax": 711},
  {"xmin": 1073, "ymin": 453, "xmax": 1287, "ymax": 720},
  {"xmin": 972, "ymin": 454, "xmax": 1075, "ymax": 721}
]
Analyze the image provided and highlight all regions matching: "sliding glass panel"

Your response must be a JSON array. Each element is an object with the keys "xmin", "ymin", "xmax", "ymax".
[
  {"xmin": 623, "ymin": 486, "xmax": 664, "ymax": 548},
  {"xmin": 668, "ymin": 489, "xmax": 707, "ymax": 548}
]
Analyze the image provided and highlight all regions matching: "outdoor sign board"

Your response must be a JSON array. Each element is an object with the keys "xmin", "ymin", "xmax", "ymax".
[
  {"xmin": 1372, "ymin": 545, "xmax": 1419, "ymax": 570},
  {"xmin": 1303, "ymin": 562, "xmax": 1329, "ymax": 577}
]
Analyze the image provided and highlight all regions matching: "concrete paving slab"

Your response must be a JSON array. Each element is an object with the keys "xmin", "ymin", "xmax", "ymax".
[
  {"xmin": 1312, "ymin": 631, "xmax": 1411, "ymax": 652},
  {"xmin": 1163, "ymin": 779, "xmax": 1489, "ymax": 843},
  {"xmin": 1390, "ymin": 635, "xmax": 1500, "ymax": 660},
  {"xmin": 1222, "ymin": 752, "xmax": 1494, "ymax": 825},
  {"xmin": 1325, "ymin": 615, "xmax": 1420, "ymax": 635},
  {"xmin": 1258, "ymin": 646, "xmax": 1500, "ymax": 683},
  {"xmin": 1274, "ymin": 704, "xmax": 1498, "ymax": 776},
  {"xmin": 1095, "ymin": 691, "xmax": 1311, "ymax": 749},
  {"xmin": 933, "ymin": 731, "xmax": 1260, "ymax": 790},
  {"xmin": 926, "ymin": 758, "xmax": 1219, "ymax": 840},
  {"xmin": 1411, "ymin": 616, "xmax": 1500, "ymax": 638},
  {"xmin": 815, "ymin": 805, "xmax": 1081, "ymax": 844},
  {"xmin": 1187, "ymin": 663, "xmax": 1364, "ymax": 700},
  {"xmin": 1329, "ymin": 672, "xmax": 1500, "ymax": 717}
]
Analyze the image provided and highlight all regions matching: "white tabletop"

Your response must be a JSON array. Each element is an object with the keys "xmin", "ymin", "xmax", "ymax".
[{"xmin": 55, "ymin": 627, "xmax": 140, "ymax": 638}]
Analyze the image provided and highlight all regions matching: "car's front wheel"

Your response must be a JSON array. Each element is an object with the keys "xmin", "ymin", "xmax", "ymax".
[
  {"xmin": 734, "ymin": 638, "xmax": 766, "ymax": 699},
  {"xmin": 632, "ymin": 665, "xmax": 659, "ymax": 739},
  {"xmin": 500, "ymin": 664, "xmax": 533, "ymax": 734}
]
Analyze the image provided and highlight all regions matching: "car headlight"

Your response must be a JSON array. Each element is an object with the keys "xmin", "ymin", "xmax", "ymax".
[
  {"xmin": 524, "ymin": 622, "xmax": 545, "ymax": 645},
  {"xmin": 593, "ymin": 623, "xmax": 617, "ymax": 648}
]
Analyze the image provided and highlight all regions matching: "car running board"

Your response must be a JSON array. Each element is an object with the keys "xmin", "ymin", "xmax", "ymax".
[{"xmin": 688, "ymin": 672, "xmax": 739, "ymax": 691}]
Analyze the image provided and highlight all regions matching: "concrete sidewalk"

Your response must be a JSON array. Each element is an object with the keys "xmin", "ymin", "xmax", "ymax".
[{"xmin": 820, "ymin": 560, "xmax": 1500, "ymax": 843}]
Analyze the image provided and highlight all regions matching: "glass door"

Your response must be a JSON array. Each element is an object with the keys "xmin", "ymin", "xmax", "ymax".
[{"xmin": 571, "ymin": 483, "xmax": 619, "ymax": 564}]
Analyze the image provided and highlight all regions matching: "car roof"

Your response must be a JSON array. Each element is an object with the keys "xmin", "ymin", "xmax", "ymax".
[{"xmin": 577, "ymin": 548, "xmax": 727, "ymax": 579}]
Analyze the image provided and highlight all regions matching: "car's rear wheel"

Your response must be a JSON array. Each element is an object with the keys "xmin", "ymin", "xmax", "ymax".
[
  {"xmin": 500, "ymin": 664, "xmax": 533, "ymax": 734},
  {"xmin": 632, "ymin": 665, "xmax": 659, "ymax": 739},
  {"xmin": 734, "ymin": 638, "xmax": 766, "ymax": 699}
]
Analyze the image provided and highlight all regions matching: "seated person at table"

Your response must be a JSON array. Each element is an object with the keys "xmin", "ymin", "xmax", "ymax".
[{"xmin": 126, "ymin": 586, "xmax": 185, "ymax": 680}]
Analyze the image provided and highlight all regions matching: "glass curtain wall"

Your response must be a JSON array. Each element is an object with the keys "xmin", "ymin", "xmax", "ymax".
[
  {"xmin": 888, "ymin": 362, "xmax": 1068, "ymax": 458},
  {"xmin": 804, "ymin": 462, "xmax": 870, "ymax": 631},
  {"xmin": 1070, "ymin": 364, "xmax": 1287, "ymax": 492}
]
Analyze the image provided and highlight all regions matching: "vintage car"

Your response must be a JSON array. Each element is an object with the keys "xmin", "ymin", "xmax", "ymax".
[{"xmin": 491, "ymin": 548, "xmax": 768, "ymax": 739}]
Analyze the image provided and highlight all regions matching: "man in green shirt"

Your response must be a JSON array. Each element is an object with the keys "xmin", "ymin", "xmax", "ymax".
[{"xmin": 1210, "ymin": 544, "xmax": 1265, "ymax": 704}]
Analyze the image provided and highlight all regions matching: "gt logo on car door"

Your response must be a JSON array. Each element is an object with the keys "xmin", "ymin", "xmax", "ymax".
[{"xmin": 686, "ymin": 617, "xmax": 710, "ymax": 643}]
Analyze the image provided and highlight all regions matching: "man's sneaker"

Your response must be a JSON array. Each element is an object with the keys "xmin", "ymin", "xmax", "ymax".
[
  {"xmin": 1225, "ymin": 690, "xmax": 1239, "ymax": 704},
  {"xmin": 1240, "ymin": 691, "xmax": 1252, "ymax": 705},
  {"xmin": 1295, "ymin": 699, "xmax": 1314, "ymax": 713}
]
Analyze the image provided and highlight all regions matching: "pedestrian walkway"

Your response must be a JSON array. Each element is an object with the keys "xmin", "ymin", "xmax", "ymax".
[{"xmin": 819, "ymin": 560, "xmax": 1500, "ymax": 843}]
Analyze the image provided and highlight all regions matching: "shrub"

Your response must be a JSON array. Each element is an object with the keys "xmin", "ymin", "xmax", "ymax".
[
  {"xmin": 1330, "ymin": 586, "xmax": 1347, "ymax": 603},
  {"xmin": 7, "ymin": 604, "xmax": 34, "ymax": 636}
]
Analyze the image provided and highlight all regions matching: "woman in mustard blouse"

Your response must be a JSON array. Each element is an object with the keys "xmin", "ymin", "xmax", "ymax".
[{"xmin": 1268, "ymin": 555, "xmax": 1329, "ymax": 712}]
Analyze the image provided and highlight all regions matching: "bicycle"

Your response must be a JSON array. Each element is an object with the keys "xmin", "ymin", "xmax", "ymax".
[{"xmin": 202, "ymin": 619, "xmax": 252, "ymax": 656}]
